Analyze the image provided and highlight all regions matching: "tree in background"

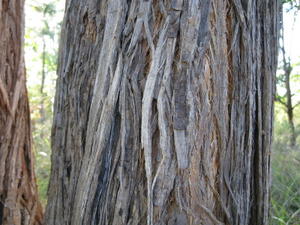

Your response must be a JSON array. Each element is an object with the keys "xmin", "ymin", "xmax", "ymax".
[
  {"xmin": 0, "ymin": 0, "xmax": 42, "ymax": 224},
  {"xmin": 271, "ymin": 1, "xmax": 300, "ymax": 224},
  {"xmin": 33, "ymin": 2, "xmax": 56, "ymax": 123},
  {"xmin": 25, "ymin": 0, "xmax": 64, "ymax": 205},
  {"xmin": 276, "ymin": 0, "xmax": 300, "ymax": 147},
  {"xmin": 45, "ymin": 1, "xmax": 278, "ymax": 225}
]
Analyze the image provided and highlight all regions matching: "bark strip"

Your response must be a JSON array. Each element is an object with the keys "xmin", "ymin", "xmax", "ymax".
[
  {"xmin": 0, "ymin": 0, "xmax": 43, "ymax": 224},
  {"xmin": 45, "ymin": 0, "xmax": 279, "ymax": 224}
]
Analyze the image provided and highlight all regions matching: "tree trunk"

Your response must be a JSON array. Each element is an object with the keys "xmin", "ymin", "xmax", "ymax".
[
  {"xmin": 278, "ymin": 4, "xmax": 296, "ymax": 147},
  {"xmin": 285, "ymin": 70, "xmax": 296, "ymax": 147},
  {"xmin": 0, "ymin": 0, "xmax": 43, "ymax": 224},
  {"xmin": 45, "ymin": 1, "xmax": 279, "ymax": 225},
  {"xmin": 39, "ymin": 37, "xmax": 46, "ymax": 124}
]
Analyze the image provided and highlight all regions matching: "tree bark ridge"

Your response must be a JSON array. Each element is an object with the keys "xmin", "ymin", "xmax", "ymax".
[
  {"xmin": 45, "ymin": 0, "xmax": 279, "ymax": 224},
  {"xmin": 0, "ymin": 0, "xmax": 43, "ymax": 224}
]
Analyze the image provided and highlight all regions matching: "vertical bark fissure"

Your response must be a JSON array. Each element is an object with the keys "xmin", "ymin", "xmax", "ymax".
[
  {"xmin": 45, "ymin": 0, "xmax": 278, "ymax": 224},
  {"xmin": 0, "ymin": 0, "xmax": 43, "ymax": 224}
]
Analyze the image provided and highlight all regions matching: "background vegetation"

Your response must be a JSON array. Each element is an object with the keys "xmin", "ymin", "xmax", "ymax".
[
  {"xmin": 270, "ymin": 1, "xmax": 300, "ymax": 224},
  {"xmin": 25, "ymin": 0, "xmax": 64, "ymax": 206},
  {"xmin": 271, "ymin": 105, "xmax": 300, "ymax": 224},
  {"xmin": 24, "ymin": 0, "xmax": 300, "ymax": 223}
]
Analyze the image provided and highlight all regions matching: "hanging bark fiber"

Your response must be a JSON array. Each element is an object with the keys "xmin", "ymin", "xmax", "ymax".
[
  {"xmin": 0, "ymin": 0, "xmax": 43, "ymax": 224},
  {"xmin": 45, "ymin": 0, "xmax": 279, "ymax": 225}
]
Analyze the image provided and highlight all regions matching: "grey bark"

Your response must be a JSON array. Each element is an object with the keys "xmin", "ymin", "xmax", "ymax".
[{"xmin": 45, "ymin": 0, "xmax": 279, "ymax": 225}]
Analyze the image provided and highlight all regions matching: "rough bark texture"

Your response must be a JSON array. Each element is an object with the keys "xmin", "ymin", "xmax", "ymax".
[
  {"xmin": 45, "ymin": 0, "xmax": 279, "ymax": 225},
  {"xmin": 0, "ymin": 0, "xmax": 43, "ymax": 224}
]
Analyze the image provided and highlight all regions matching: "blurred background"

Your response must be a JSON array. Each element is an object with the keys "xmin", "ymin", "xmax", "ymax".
[
  {"xmin": 25, "ymin": 0, "xmax": 64, "ymax": 207},
  {"xmin": 272, "ymin": 1, "xmax": 300, "ymax": 224},
  {"xmin": 24, "ymin": 0, "xmax": 300, "ymax": 224}
]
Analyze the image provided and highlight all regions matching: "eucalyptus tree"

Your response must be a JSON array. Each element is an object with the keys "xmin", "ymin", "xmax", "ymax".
[
  {"xmin": 45, "ymin": 0, "xmax": 279, "ymax": 224},
  {"xmin": 0, "ymin": 0, "xmax": 42, "ymax": 224},
  {"xmin": 276, "ymin": 0, "xmax": 300, "ymax": 147}
]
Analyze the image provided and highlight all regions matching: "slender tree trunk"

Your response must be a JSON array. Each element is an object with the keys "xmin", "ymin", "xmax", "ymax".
[
  {"xmin": 0, "ymin": 0, "xmax": 43, "ymax": 224},
  {"xmin": 278, "ymin": 4, "xmax": 296, "ymax": 147},
  {"xmin": 40, "ymin": 37, "xmax": 46, "ymax": 124},
  {"xmin": 285, "ymin": 71, "xmax": 296, "ymax": 147},
  {"xmin": 45, "ymin": 1, "xmax": 279, "ymax": 225}
]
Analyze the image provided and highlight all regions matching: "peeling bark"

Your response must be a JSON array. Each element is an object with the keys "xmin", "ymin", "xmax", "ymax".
[
  {"xmin": 45, "ymin": 0, "xmax": 279, "ymax": 225},
  {"xmin": 0, "ymin": 0, "xmax": 43, "ymax": 224}
]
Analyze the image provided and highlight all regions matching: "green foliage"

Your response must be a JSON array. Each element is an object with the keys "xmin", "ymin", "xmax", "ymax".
[
  {"xmin": 271, "ymin": 147, "xmax": 300, "ymax": 225},
  {"xmin": 29, "ymin": 86, "xmax": 53, "ymax": 206},
  {"xmin": 274, "ymin": 103, "xmax": 300, "ymax": 141},
  {"xmin": 271, "ymin": 104, "xmax": 300, "ymax": 224},
  {"xmin": 25, "ymin": 0, "xmax": 64, "ymax": 206},
  {"xmin": 28, "ymin": 82, "xmax": 54, "ymax": 207},
  {"xmin": 282, "ymin": 0, "xmax": 300, "ymax": 10},
  {"xmin": 282, "ymin": 0, "xmax": 295, "ymax": 3},
  {"xmin": 270, "ymin": 0, "xmax": 300, "ymax": 221},
  {"xmin": 32, "ymin": 3, "xmax": 56, "ymax": 15}
]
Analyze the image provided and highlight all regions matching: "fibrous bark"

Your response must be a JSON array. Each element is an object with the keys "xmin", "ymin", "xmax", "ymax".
[
  {"xmin": 45, "ymin": 0, "xmax": 279, "ymax": 225},
  {"xmin": 0, "ymin": 0, "xmax": 43, "ymax": 224}
]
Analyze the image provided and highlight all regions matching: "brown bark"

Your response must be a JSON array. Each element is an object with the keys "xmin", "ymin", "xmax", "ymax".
[
  {"xmin": 45, "ymin": 0, "xmax": 279, "ymax": 225},
  {"xmin": 0, "ymin": 0, "xmax": 43, "ymax": 224}
]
